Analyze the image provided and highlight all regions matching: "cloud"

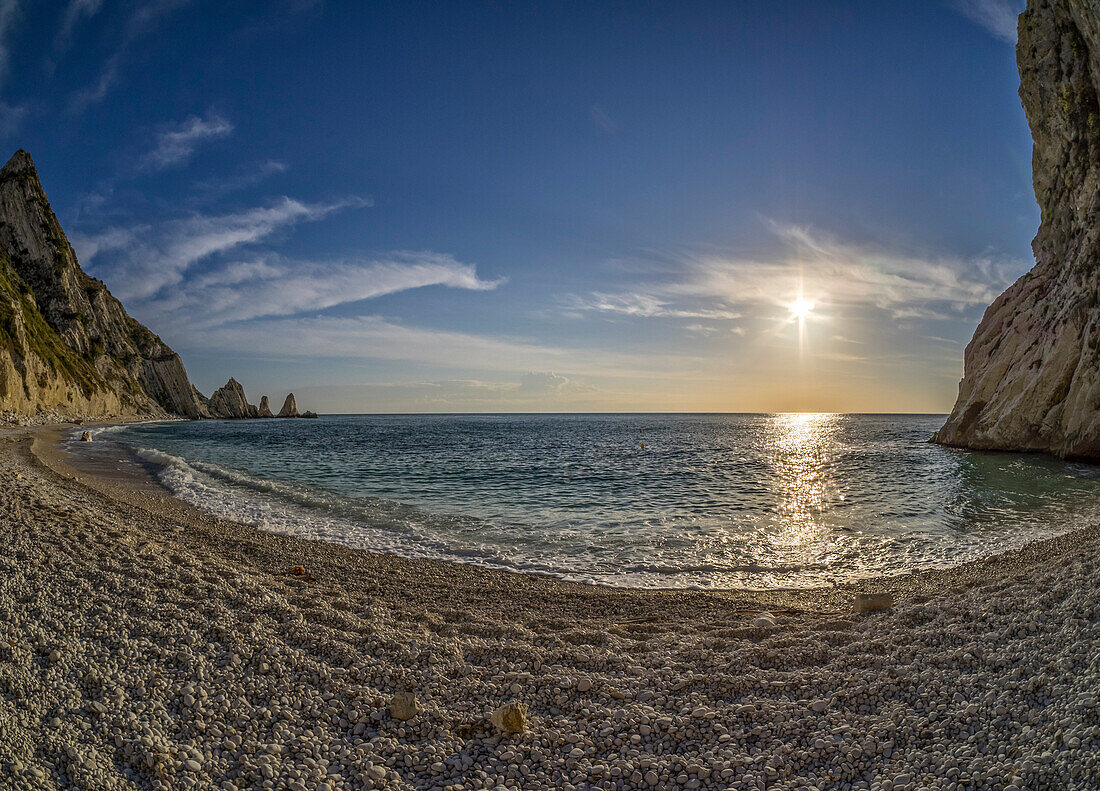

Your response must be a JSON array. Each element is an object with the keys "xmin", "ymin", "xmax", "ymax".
[
  {"xmin": 950, "ymin": 0, "xmax": 1023, "ymax": 43},
  {"xmin": 681, "ymin": 323, "xmax": 720, "ymax": 336},
  {"xmin": 515, "ymin": 371, "xmax": 594, "ymax": 395},
  {"xmin": 189, "ymin": 315, "xmax": 571, "ymax": 371},
  {"xmin": 0, "ymin": 0, "xmax": 17, "ymax": 82},
  {"xmin": 170, "ymin": 312, "xmax": 706, "ymax": 382},
  {"xmin": 142, "ymin": 251, "xmax": 504, "ymax": 328},
  {"xmin": 0, "ymin": 98, "xmax": 25, "ymax": 136},
  {"xmin": 75, "ymin": 196, "xmax": 365, "ymax": 299},
  {"xmin": 70, "ymin": 0, "xmax": 192, "ymax": 111},
  {"xmin": 571, "ymin": 222, "xmax": 1023, "ymax": 328},
  {"xmin": 316, "ymin": 379, "xmax": 515, "ymax": 410},
  {"xmin": 54, "ymin": 0, "xmax": 103, "ymax": 53},
  {"xmin": 141, "ymin": 113, "xmax": 234, "ymax": 170},
  {"xmin": 194, "ymin": 160, "xmax": 287, "ymax": 198},
  {"xmin": 570, "ymin": 292, "xmax": 741, "ymax": 320},
  {"xmin": 69, "ymin": 55, "xmax": 119, "ymax": 111},
  {"xmin": 295, "ymin": 374, "xmax": 602, "ymax": 412}
]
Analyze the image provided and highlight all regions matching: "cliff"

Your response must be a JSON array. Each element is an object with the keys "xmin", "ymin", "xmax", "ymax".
[
  {"xmin": 0, "ymin": 149, "xmax": 317, "ymax": 422},
  {"xmin": 934, "ymin": 0, "xmax": 1100, "ymax": 459},
  {"xmin": 0, "ymin": 150, "xmax": 210, "ymax": 419}
]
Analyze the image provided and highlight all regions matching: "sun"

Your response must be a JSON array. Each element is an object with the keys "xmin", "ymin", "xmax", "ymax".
[{"xmin": 790, "ymin": 298, "xmax": 814, "ymax": 319}]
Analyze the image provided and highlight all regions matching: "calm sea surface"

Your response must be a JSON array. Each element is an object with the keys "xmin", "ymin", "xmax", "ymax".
[{"xmin": 76, "ymin": 413, "xmax": 1100, "ymax": 589}]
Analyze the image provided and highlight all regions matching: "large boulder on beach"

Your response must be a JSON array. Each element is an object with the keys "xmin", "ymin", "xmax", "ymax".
[
  {"xmin": 277, "ymin": 393, "xmax": 299, "ymax": 418},
  {"xmin": 935, "ymin": 0, "xmax": 1100, "ymax": 459},
  {"xmin": 389, "ymin": 692, "xmax": 417, "ymax": 721},
  {"xmin": 490, "ymin": 701, "xmax": 528, "ymax": 733},
  {"xmin": 208, "ymin": 378, "xmax": 259, "ymax": 419}
]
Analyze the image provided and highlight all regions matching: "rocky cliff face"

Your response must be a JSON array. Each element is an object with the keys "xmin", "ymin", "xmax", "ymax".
[
  {"xmin": 0, "ymin": 150, "xmax": 211, "ymax": 419},
  {"xmin": 935, "ymin": 0, "xmax": 1100, "ymax": 459},
  {"xmin": 0, "ymin": 149, "xmax": 316, "ymax": 422}
]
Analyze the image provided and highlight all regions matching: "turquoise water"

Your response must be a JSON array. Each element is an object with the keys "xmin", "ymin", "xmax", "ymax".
[{"xmin": 80, "ymin": 413, "xmax": 1100, "ymax": 589}]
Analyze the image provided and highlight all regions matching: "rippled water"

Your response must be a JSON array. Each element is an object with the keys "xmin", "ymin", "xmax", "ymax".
[{"xmin": 75, "ymin": 413, "xmax": 1100, "ymax": 589}]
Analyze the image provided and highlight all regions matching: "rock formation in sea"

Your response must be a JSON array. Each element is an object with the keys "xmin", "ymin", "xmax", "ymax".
[
  {"xmin": 277, "ymin": 393, "xmax": 298, "ymax": 418},
  {"xmin": 935, "ymin": 0, "xmax": 1100, "ymax": 459},
  {"xmin": 204, "ymin": 383, "xmax": 316, "ymax": 420},
  {"xmin": 207, "ymin": 378, "xmax": 259, "ymax": 419},
  {"xmin": 0, "ymin": 149, "xmax": 317, "ymax": 421}
]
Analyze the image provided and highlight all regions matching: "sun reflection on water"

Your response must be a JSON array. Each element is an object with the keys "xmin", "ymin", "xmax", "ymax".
[{"xmin": 766, "ymin": 413, "xmax": 842, "ymax": 554}]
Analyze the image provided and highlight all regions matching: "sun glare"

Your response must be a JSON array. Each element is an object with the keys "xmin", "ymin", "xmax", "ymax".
[{"xmin": 790, "ymin": 298, "xmax": 814, "ymax": 319}]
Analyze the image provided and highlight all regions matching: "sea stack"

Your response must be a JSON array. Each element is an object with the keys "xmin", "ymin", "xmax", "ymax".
[
  {"xmin": 277, "ymin": 393, "xmax": 299, "ymax": 418},
  {"xmin": 207, "ymin": 378, "xmax": 259, "ymax": 419},
  {"xmin": 257, "ymin": 396, "xmax": 274, "ymax": 418},
  {"xmin": 935, "ymin": 0, "xmax": 1100, "ymax": 460}
]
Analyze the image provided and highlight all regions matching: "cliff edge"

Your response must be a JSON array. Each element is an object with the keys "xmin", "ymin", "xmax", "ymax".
[
  {"xmin": 0, "ymin": 150, "xmax": 316, "ymax": 421},
  {"xmin": 0, "ymin": 150, "xmax": 211, "ymax": 419},
  {"xmin": 935, "ymin": 0, "xmax": 1100, "ymax": 459}
]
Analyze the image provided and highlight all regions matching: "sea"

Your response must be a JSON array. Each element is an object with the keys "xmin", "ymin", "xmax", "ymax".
[{"xmin": 68, "ymin": 413, "xmax": 1100, "ymax": 590}]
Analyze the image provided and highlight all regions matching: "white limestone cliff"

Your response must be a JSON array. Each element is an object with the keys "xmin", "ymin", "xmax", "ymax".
[{"xmin": 935, "ymin": 0, "xmax": 1100, "ymax": 459}]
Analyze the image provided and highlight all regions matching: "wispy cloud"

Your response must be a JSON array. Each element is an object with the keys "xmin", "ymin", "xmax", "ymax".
[
  {"xmin": 143, "ymin": 251, "xmax": 504, "ymax": 328},
  {"xmin": 70, "ymin": 0, "xmax": 191, "ymax": 112},
  {"xmin": 75, "ymin": 196, "xmax": 366, "ymax": 299},
  {"xmin": 142, "ymin": 112, "xmax": 234, "ymax": 170},
  {"xmin": 69, "ymin": 56, "xmax": 119, "ymax": 111},
  {"xmin": 171, "ymin": 312, "xmax": 708, "ymax": 384},
  {"xmin": 0, "ymin": 0, "xmax": 17, "ymax": 81},
  {"xmin": 515, "ymin": 371, "xmax": 595, "ymax": 395},
  {"xmin": 0, "ymin": 100, "xmax": 25, "ymax": 136},
  {"xmin": 192, "ymin": 315, "xmax": 571, "ymax": 371},
  {"xmin": 296, "ymin": 374, "xmax": 600, "ymax": 412},
  {"xmin": 571, "ymin": 222, "xmax": 1023, "ymax": 328},
  {"xmin": 570, "ymin": 291, "xmax": 741, "ymax": 320},
  {"xmin": 194, "ymin": 160, "xmax": 287, "ymax": 198},
  {"xmin": 950, "ymin": 0, "xmax": 1023, "ymax": 43},
  {"xmin": 54, "ymin": 0, "xmax": 103, "ymax": 54}
]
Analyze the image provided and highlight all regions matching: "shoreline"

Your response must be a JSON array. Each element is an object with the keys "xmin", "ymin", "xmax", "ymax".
[
  {"xmin": 31, "ymin": 423, "xmax": 842, "ymax": 613},
  {"xmin": 1, "ymin": 424, "xmax": 1097, "ymax": 788},
  {"xmin": 40, "ymin": 418, "xmax": 1099, "ymax": 597}
]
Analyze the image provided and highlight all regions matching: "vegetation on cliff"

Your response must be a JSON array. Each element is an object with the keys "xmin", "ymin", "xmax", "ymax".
[{"xmin": 0, "ymin": 149, "xmax": 315, "ymax": 420}]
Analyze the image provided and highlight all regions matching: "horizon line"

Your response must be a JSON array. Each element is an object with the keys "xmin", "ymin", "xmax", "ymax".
[{"xmin": 297, "ymin": 410, "xmax": 951, "ymax": 416}]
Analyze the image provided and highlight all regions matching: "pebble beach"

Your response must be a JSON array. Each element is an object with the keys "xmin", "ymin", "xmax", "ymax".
[{"xmin": 0, "ymin": 426, "xmax": 1098, "ymax": 790}]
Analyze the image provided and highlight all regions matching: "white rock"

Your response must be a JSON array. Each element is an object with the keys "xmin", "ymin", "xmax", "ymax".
[
  {"xmin": 490, "ymin": 701, "xmax": 528, "ymax": 734},
  {"xmin": 389, "ymin": 691, "xmax": 417, "ymax": 721}
]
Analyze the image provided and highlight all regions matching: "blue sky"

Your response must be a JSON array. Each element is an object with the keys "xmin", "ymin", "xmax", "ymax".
[{"xmin": 0, "ymin": 0, "xmax": 1032, "ymax": 412}]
